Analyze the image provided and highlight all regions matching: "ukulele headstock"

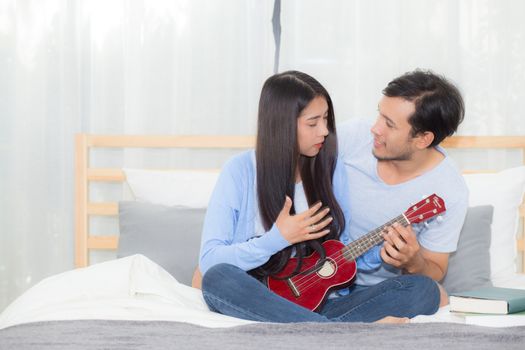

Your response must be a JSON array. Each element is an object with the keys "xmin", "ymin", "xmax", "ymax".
[{"xmin": 404, "ymin": 194, "xmax": 446, "ymax": 224}]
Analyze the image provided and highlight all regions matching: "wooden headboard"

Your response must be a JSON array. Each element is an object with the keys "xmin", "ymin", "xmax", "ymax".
[{"xmin": 75, "ymin": 134, "xmax": 525, "ymax": 271}]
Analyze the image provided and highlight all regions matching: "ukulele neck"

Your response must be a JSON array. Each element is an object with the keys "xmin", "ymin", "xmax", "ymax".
[{"xmin": 342, "ymin": 214, "xmax": 410, "ymax": 261}]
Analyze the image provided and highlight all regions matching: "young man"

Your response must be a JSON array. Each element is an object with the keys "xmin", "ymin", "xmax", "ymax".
[{"xmin": 338, "ymin": 70, "xmax": 468, "ymax": 304}]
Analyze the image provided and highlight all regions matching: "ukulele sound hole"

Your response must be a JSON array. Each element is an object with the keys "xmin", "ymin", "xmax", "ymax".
[{"xmin": 316, "ymin": 258, "xmax": 337, "ymax": 278}]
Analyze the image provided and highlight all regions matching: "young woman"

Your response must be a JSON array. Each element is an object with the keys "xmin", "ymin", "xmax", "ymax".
[{"xmin": 198, "ymin": 71, "xmax": 440, "ymax": 323}]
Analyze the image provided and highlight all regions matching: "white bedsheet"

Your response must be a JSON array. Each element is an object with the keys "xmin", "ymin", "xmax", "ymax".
[
  {"xmin": 1, "ymin": 255, "xmax": 524, "ymax": 329},
  {"xmin": 0, "ymin": 255, "xmax": 253, "ymax": 329}
]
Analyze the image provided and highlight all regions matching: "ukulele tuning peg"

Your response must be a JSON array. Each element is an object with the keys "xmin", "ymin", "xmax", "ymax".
[{"xmin": 421, "ymin": 194, "xmax": 432, "ymax": 203}]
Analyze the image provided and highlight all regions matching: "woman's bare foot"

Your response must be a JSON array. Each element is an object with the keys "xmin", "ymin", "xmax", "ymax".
[{"xmin": 374, "ymin": 316, "xmax": 409, "ymax": 324}]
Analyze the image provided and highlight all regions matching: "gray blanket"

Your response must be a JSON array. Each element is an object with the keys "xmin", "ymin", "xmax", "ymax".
[{"xmin": 1, "ymin": 320, "xmax": 524, "ymax": 350}]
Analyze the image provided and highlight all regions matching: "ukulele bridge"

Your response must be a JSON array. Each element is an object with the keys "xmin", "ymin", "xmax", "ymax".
[{"xmin": 286, "ymin": 278, "xmax": 300, "ymax": 297}]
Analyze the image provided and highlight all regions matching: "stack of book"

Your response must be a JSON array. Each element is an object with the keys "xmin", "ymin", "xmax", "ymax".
[{"xmin": 449, "ymin": 286, "xmax": 525, "ymax": 327}]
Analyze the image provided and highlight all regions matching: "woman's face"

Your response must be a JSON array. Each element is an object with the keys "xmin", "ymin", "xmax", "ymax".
[{"xmin": 297, "ymin": 95, "xmax": 329, "ymax": 157}]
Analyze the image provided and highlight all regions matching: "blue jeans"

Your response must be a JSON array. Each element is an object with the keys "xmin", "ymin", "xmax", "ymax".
[{"xmin": 202, "ymin": 263, "xmax": 440, "ymax": 323}]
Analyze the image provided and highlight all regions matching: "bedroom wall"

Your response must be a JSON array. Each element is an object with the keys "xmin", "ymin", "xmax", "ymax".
[{"xmin": 1, "ymin": 0, "xmax": 524, "ymax": 312}]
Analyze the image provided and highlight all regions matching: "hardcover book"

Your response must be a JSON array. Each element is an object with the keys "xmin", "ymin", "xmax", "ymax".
[{"xmin": 449, "ymin": 287, "xmax": 525, "ymax": 314}]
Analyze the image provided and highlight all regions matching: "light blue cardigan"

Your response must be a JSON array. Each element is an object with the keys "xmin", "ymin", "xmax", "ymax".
[{"xmin": 198, "ymin": 150, "xmax": 380, "ymax": 275}]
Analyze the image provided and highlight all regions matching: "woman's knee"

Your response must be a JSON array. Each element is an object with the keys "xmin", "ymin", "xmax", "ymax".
[{"xmin": 202, "ymin": 263, "xmax": 238, "ymax": 292}]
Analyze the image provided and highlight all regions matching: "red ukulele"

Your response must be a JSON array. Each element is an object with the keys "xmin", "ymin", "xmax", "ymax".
[{"xmin": 266, "ymin": 194, "xmax": 446, "ymax": 311}]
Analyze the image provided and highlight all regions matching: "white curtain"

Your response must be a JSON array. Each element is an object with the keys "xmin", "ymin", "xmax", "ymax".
[
  {"xmin": 1, "ymin": 0, "xmax": 524, "ymax": 311},
  {"xmin": 280, "ymin": 0, "xmax": 525, "ymax": 136},
  {"xmin": 0, "ymin": 0, "xmax": 274, "ymax": 311}
]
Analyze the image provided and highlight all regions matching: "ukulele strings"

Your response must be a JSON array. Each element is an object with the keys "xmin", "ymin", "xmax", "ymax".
[
  {"xmin": 291, "ymin": 207, "xmax": 438, "ymax": 295},
  {"xmin": 290, "ymin": 207, "xmax": 437, "ymax": 295},
  {"xmin": 288, "ymin": 207, "xmax": 437, "ymax": 295},
  {"xmin": 290, "ymin": 215, "xmax": 406, "ymax": 291},
  {"xmin": 290, "ymin": 216, "xmax": 405, "ymax": 294}
]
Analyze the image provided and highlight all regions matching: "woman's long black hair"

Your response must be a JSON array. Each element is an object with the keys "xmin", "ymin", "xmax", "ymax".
[{"xmin": 249, "ymin": 71, "xmax": 345, "ymax": 279}]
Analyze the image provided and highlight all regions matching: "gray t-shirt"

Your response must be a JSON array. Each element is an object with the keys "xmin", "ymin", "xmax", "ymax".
[{"xmin": 337, "ymin": 119, "xmax": 469, "ymax": 286}]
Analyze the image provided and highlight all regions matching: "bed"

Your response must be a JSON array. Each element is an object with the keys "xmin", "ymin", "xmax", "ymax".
[{"xmin": 1, "ymin": 133, "xmax": 525, "ymax": 349}]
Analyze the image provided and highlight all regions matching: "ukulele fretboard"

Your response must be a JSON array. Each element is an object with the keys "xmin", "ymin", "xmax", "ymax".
[{"xmin": 342, "ymin": 214, "xmax": 410, "ymax": 261}]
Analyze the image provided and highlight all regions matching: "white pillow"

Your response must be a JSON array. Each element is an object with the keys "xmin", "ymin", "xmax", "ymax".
[
  {"xmin": 462, "ymin": 166, "xmax": 525, "ymax": 285},
  {"xmin": 123, "ymin": 168, "xmax": 219, "ymax": 208}
]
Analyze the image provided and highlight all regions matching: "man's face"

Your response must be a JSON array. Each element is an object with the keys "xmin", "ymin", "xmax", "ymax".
[{"xmin": 371, "ymin": 96, "xmax": 418, "ymax": 161}]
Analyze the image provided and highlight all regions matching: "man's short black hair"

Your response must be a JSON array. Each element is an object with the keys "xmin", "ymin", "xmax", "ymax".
[{"xmin": 383, "ymin": 70, "xmax": 465, "ymax": 147}]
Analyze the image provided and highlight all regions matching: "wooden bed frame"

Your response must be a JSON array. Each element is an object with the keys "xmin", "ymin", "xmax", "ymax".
[{"xmin": 74, "ymin": 134, "xmax": 525, "ymax": 273}]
